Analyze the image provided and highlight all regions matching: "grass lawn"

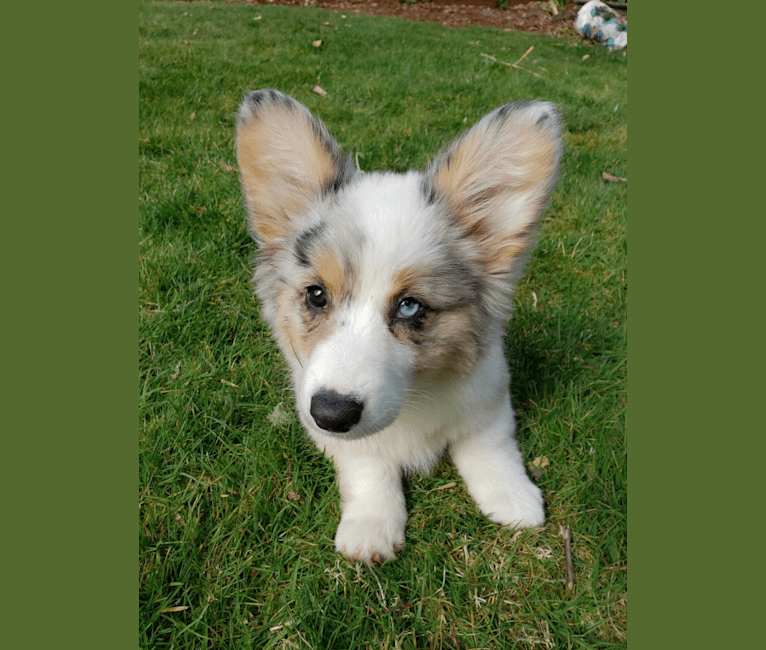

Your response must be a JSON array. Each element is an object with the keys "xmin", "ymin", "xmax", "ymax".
[{"xmin": 139, "ymin": 1, "xmax": 627, "ymax": 647}]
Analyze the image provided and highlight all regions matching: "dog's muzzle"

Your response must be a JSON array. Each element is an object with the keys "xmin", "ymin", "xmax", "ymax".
[{"xmin": 310, "ymin": 391, "xmax": 364, "ymax": 434}]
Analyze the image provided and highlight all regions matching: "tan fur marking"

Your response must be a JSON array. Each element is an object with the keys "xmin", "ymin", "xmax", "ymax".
[
  {"xmin": 388, "ymin": 266, "xmax": 444, "ymax": 304},
  {"xmin": 298, "ymin": 309, "xmax": 336, "ymax": 356},
  {"xmin": 413, "ymin": 308, "xmax": 480, "ymax": 376},
  {"xmin": 237, "ymin": 107, "xmax": 337, "ymax": 242},
  {"xmin": 432, "ymin": 132, "xmax": 482, "ymax": 205},
  {"xmin": 274, "ymin": 287, "xmax": 308, "ymax": 361},
  {"xmin": 314, "ymin": 249, "xmax": 346, "ymax": 298},
  {"xmin": 388, "ymin": 267, "xmax": 419, "ymax": 304}
]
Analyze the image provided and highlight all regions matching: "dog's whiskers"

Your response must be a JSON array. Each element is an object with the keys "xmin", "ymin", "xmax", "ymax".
[{"xmin": 289, "ymin": 339, "xmax": 303, "ymax": 368}]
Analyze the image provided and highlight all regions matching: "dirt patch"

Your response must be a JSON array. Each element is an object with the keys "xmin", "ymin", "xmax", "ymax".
[{"xmin": 217, "ymin": 0, "xmax": 585, "ymax": 37}]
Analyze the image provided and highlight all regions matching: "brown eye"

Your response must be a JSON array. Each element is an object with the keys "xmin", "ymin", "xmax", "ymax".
[{"xmin": 306, "ymin": 285, "xmax": 328, "ymax": 309}]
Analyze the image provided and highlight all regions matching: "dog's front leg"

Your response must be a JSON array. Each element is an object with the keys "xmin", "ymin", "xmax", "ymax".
[
  {"xmin": 332, "ymin": 452, "xmax": 406, "ymax": 563},
  {"xmin": 451, "ymin": 396, "xmax": 545, "ymax": 529}
]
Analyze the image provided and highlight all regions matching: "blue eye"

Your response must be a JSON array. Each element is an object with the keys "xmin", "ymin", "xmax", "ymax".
[{"xmin": 397, "ymin": 298, "xmax": 421, "ymax": 319}]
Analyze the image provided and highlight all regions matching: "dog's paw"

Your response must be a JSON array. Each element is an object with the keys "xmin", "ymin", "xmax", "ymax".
[
  {"xmin": 334, "ymin": 516, "xmax": 405, "ymax": 563},
  {"xmin": 476, "ymin": 479, "xmax": 545, "ymax": 529}
]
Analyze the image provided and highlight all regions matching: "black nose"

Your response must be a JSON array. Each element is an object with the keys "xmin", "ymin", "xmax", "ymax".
[{"xmin": 310, "ymin": 391, "xmax": 364, "ymax": 433}]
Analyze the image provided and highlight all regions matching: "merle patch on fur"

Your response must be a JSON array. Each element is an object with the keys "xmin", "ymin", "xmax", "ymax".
[{"xmin": 294, "ymin": 223, "xmax": 326, "ymax": 267}]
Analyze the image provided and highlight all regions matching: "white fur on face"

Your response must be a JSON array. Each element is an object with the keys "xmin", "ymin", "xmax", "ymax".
[
  {"xmin": 296, "ymin": 299, "xmax": 416, "ymax": 439},
  {"xmin": 288, "ymin": 172, "xmax": 462, "ymax": 439},
  {"xmin": 348, "ymin": 172, "xmax": 448, "ymax": 282},
  {"xmin": 292, "ymin": 172, "xmax": 486, "ymax": 440}
]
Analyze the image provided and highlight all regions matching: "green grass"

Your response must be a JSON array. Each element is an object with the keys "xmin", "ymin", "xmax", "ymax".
[{"xmin": 139, "ymin": 1, "xmax": 627, "ymax": 647}]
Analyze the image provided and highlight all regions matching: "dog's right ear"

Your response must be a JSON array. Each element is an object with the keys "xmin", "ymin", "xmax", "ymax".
[{"xmin": 236, "ymin": 89, "xmax": 354, "ymax": 244}]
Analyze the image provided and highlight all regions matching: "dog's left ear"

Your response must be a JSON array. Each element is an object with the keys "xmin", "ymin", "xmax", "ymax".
[{"xmin": 425, "ymin": 100, "xmax": 562, "ymax": 277}]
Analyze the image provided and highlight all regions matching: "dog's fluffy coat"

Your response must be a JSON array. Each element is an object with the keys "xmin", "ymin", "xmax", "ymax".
[{"xmin": 236, "ymin": 89, "xmax": 562, "ymax": 563}]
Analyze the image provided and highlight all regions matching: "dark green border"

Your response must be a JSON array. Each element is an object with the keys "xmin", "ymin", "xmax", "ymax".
[
  {"xmin": 4, "ymin": 2, "xmax": 135, "ymax": 648},
  {"xmin": 629, "ymin": 3, "xmax": 745, "ymax": 648}
]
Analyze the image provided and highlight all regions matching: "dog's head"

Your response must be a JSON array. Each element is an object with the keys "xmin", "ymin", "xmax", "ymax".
[{"xmin": 237, "ymin": 90, "xmax": 561, "ymax": 440}]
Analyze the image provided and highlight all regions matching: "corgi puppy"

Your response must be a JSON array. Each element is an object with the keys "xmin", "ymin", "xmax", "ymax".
[{"xmin": 236, "ymin": 89, "xmax": 562, "ymax": 563}]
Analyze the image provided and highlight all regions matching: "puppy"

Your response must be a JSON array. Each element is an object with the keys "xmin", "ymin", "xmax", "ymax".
[{"xmin": 236, "ymin": 89, "xmax": 562, "ymax": 563}]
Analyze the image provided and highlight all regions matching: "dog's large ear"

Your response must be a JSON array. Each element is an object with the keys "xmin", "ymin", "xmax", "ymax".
[
  {"xmin": 424, "ymin": 100, "xmax": 562, "ymax": 278},
  {"xmin": 236, "ymin": 89, "xmax": 355, "ymax": 243}
]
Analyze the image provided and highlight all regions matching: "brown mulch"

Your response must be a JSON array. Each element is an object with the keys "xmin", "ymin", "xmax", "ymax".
[{"xmin": 216, "ymin": 0, "xmax": 585, "ymax": 37}]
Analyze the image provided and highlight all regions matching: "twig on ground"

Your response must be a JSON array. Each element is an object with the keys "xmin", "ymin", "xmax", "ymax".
[
  {"xmin": 367, "ymin": 562, "xmax": 387, "ymax": 609},
  {"xmin": 514, "ymin": 45, "xmax": 535, "ymax": 66},
  {"xmin": 564, "ymin": 526, "xmax": 575, "ymax": 592},
  {"xmin": 423, "ymin": 481, "xmax": 457, "ymax": 493},
  {"xmin": 480, "ymin": 50, "xmax": 542, "ymax": 78}
]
